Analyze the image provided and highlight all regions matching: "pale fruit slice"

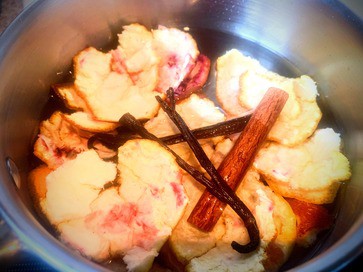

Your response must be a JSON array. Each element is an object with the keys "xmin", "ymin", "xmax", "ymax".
[
  {"xmin": 74, "ymin": 47, "xmax": 161, "ymax": 122},
  {"xmin": 53, "ymin": 83, "xmax": 119, "ymax": 132},
  {"xmin": 144, "ymin": 94, "xmax": 225, "ymax": 142},
  {"xmin": 33, "ymin": 111, "xmax": 89, "ymax": 169},
  {"xmin": 153, "ymin": 25, "xmax": 199, "ymax": 93},
  {"xmin": 216, "ymin": 49, "xmax": 263, "ymax": 117},
  {"xmin": 216, "ymin": 49, "xmax": 321, "ymax": 146},
  {"xmin": 40, "ymin": 150, "xmax": 117, "ymax": 224},
  {"xmin": 254, "ymin": 128, "xmax": 351, "ymax": 204},
  {"xmin": 63, "ymin": 111, "xmax": 118, "ymax": 133},
  {"xmin": 53, "ymin": 83, "xmax": 89, "ymax": 111},
  {"xmin": 265, "ymin": 75, "xmax": 322, "ymax": 146},
  {"xmin": 45, "ymin": 140, "xmax": 187, "ymax": 272},
  {"xmin": 114, "ymin": 23, "xmax": 160, "ymax": 93}
]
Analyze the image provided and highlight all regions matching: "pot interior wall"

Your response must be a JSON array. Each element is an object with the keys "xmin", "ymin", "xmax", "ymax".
[{"xmin": 0, "ymin": 0, "xmax": 362, "ymax": 271}]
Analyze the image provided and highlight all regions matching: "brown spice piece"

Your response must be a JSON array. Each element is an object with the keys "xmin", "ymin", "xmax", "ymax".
[{"xmin": 188, "ymin": 87, "xmax": 289, "ymax": 231}]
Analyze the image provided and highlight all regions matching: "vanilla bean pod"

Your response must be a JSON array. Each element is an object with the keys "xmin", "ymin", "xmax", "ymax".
[
  {"xmin": 157, "ymin": 89, "xmax": 229, "ymax": 185},
  {"xmin": 161, "ymin": 113, "xmax": 251, "ymax": 145},
  {"xmin": 120, "ymin": 112, "xmax": 259, "ymax": 253},
  {"xmin": 155, "ymin": 88, "xmax": 260, "ymax": 253},
  {"xmin": 88, "ymin": 114, "xmax": 252, "ymax": 150}
]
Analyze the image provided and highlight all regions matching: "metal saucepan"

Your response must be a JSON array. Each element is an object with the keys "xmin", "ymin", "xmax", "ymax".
[{"xmin": 0, "ymin": 0, "xmax": 362, "ymax": 271}]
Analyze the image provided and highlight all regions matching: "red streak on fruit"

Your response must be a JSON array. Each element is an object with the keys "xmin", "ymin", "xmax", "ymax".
[
  {"xmin": 170, "ymin": 182, "xmax": 185, "ymax": 207},
  {"xmin": 167, "ymin": 55, "xmax": 178, "ymax": 68},
  {"xmin": 134, "ymin": 221, "xmax": 159, "ymax": 249},
  {"xmin": 102, "ymin": 203, "xmax": 138, "ymax": 231},
  {"xmin": 111, "ymin": 50, "xmax": 127, "ymax": 74},
  {"xmin": 150, "ymin": 185, "xmax": 161, "ymax": 197}
]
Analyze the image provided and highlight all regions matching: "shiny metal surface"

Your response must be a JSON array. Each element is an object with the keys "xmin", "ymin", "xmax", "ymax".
[{"xmin": 0, "ymin": 0, "xmax": 362, "ymax": 271}]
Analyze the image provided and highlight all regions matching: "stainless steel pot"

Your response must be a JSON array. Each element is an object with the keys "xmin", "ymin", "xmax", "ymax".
[{"xmin": 0, "ymin": 0, "xmax": 362, "ymax": 271}]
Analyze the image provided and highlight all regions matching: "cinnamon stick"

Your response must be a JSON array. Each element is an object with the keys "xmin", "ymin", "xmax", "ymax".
[{"xmin": 187, "ymin": 87, "xmax": 289, "ymax": 231}]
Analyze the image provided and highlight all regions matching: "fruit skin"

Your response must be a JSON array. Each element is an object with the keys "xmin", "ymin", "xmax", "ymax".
[{"xmin": 286, "ymin": 198, "xmax": 333, "ymax": 247}]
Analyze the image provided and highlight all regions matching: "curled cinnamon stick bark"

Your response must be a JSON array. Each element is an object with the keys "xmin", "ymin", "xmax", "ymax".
[{"xmin": 188, "ymin": 87, "xmax": 289, "ymax": 232}]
